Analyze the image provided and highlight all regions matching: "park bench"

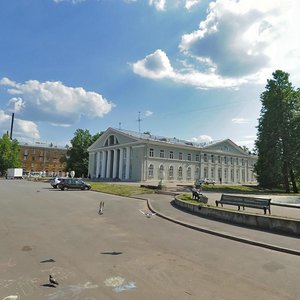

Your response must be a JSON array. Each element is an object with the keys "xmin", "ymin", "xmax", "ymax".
[{"xmin": 215, "ymin": 194, "xmax": 271, "ymax": 214}]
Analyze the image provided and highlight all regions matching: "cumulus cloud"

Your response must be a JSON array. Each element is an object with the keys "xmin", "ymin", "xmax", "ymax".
[
  {"xmin": 132, "ymin": 0, "xmax": 300, "ymax": 88},
  {"xmin": 132, "ymin": 49, "xmax": 174, "ymax": 80},
  {"xmin": 144, "ymin": 110, "xmax": 153, "ymax": 117},
  {"xmin": 232, "ymin": 118, "xmax": 249, "ymax": 124},
  {"xmin": 0, "ymin": 77, "xmax": 114, "ymax": 126},
  {"xmin": 149, "ymin": 0, "xmax": 166, "ymax": 11},
  {"xmin": 190, "ymin": 134, "xmax": 213, "ymax": 144},
  {"xmin": 0, "ymin": 110, "xmax": 40, "ymax": 141}
]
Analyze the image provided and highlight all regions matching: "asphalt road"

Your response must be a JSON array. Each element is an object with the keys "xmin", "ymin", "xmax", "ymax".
[{"xmin": 0, "ymin": 180, "xmax": 300, "ymax": 300}]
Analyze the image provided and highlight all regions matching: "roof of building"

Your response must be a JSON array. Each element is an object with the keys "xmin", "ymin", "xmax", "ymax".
[
  {"xmin": 19, "ymin": 141, "xmax": 67, "ymax": 150},
  {"xmin": 115, "ymin": 128, "xmax": 222, "ymax": 149}
]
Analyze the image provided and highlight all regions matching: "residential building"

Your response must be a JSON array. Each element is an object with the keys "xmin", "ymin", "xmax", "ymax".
[
  {"xmin": 88, "ymin": 128, "xmax": 257, "ymax": 184},
  {"xmin": 19, "ymin": 142, "xmax": 68, "ymax": 176}
]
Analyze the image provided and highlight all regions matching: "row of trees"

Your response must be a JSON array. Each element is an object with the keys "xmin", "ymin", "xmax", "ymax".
[
  {"xmin": 255, "ymin": 70, "xmax": 300, "ymax": 193},
  {"xmin": 60, "ymin": 129, "xmax": 103, "ymax": 177},
  {"xmin": 0, "ymin": 134, "xmax": 20, "ymax": 176}
]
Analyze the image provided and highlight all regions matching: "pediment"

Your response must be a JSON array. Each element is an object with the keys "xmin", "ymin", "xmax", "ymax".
[
  {"xmin": 204, "ymin": 139, "xmax": 249, "ymax": 156},
  {"xmin": 88, "ymin": 128, "xmax": 139, "ymax": 151}
]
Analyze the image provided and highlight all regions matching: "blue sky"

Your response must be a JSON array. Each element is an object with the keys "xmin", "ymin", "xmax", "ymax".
[{"xmin": 1, "ymin": 0, "xmax": 300, "ymax": 150}]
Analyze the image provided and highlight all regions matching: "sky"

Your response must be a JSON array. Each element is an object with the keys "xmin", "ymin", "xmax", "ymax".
[{"xmin": 1, "ymin": 0, "xmax": 300, "ymax": 150}]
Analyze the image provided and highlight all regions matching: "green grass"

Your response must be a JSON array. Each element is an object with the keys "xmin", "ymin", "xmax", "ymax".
[
  {"xmin": 90, "ymin": 182, "xmax": 155, "ymax": 197},
  {"xmin": 176, "ymin": 193, "xmax": 203, "ymax": 205},
  {"xmin": 201, "ymin": 184, "xmax": 300, "ymax": 195}
]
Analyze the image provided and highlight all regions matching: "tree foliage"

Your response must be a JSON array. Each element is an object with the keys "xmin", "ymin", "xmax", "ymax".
[
  {"xmin": 255, "ymin": 70, "xmax": 300, "ymax": 193},
  {"xmin": 62, "ymin": 129, "xmax": 103, "ymax": 177},
  {"xmin": 0, "ymin": 133, "xmax": 20, "ymax": 175}
]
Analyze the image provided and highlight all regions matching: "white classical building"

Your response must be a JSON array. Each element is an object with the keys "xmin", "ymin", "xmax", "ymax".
[{"xmin": 88, "ymin": 127, "xmax": 257, "ymax": 185}]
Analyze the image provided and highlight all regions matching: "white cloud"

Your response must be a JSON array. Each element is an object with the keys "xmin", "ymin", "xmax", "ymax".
[
  {"xmin": 133, "ymin": 0, "xmax": 300, "ymax": 88},
  {"xmin": 190, "ymin": 134, "xmax": 213, "ymax": 143},
  {"xmin": 144, "ymin": 110, "xmax": 153, "ymax": 117},
  {"xmin": 132, "ymin": 49, "xmax": 174, "ymax": 80},
  {"xmin": 149, "ymin": 0, "xmax": 166, "ymax": 11},
  {"xmin": 0, "ymin": 78, "xmax": 115, "ymax": 126},
  {"xmin": 0, "ymin": 110, "xmax": 40, "ymax": 141},
  {"xmin": 232, "ymin": 118, "xmax": 249, "ymax": 124},
  {"xmin": 185, "ymin": 0, "xmax": 201, "ymax": 10}
]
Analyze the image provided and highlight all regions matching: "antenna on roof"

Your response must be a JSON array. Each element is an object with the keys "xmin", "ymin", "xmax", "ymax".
[{"xmin": 137, "ymin": 111, "xmax": 142, "ymax": 133}]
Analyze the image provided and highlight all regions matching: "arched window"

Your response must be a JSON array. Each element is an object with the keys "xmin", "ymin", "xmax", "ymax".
[
  {"xmin": 105, "ymin": 135, "xmax": 119, "ymax": 146},
  {"xmin": 159, "ymin": 164, "xmax": 164, "ymax": 179},
  {"xmin": 148, "ymin": 164, "xmax": 154, "ymax": 178},
  {"xmin": 187, "ymin": 167, "xmax": 191, "ymax": 179},
  {"xmin": 168, "ymin": 166, "xmax": 174, "ymax": 178},
  {"xmin": 195, "ymin": 167, "xmax": 199, "ymax": 179},
  {"xmin": 178, "ymin": 166, "xmax": 183, "ymax": 179}
]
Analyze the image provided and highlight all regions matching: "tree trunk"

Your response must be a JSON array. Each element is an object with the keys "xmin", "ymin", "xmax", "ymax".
[
  {"xmin": 283, "ymin": 162, "xmax": 290, "ymax": 193},
  {"xmin": 290, "ymin": 169, "xmax": 299, "ymax": 193}
]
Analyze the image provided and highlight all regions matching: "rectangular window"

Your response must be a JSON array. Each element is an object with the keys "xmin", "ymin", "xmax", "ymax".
[
  {"xmin": 179, "ymin": 152, "xmax": 183, "ymax": 160},
  {"xmin": 23, "ymin": 156, "xmax": 27, "ymax": 161},
  {"xmin": 211, "ymin": 155, "xmax": 214, "ymax": 163},
  {"xmin": 160, "ymin": 150, "xmax": 164, "ymax": 158},
  {"xmin": 218, "ymin": 156, "xmax": 221, "ymax": 163},
  {"xmin": 187, "ymin": 153, "xmax": 191, "ymax": 161},
  {"xmin": 204, "ymin": 154, "xmax": 207, "ymax": 162},
  {"xmin": 169, "ymin": 151, "xmax": 174, "ymax": 159},
  {"xmin": 224, "ymin": 157, "xmax": 227, "ymax": 164},
  {"xmin": 196, "ymin": 154, "xmax": 199, "ymax": 162},
  {"xmin": 230, "ymin": 157, "xmax": 233, "ymax": 165},
  {"xmin": 149, "ymin": 148, "xmax": 154, "ymax": 157}
]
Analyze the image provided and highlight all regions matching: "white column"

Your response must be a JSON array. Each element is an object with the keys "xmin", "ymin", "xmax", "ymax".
[
  {"xmin": 101, "ymin": 151, "xmax": 107, "ymax": 178},
  {"xmin": 125, "ymin": 147, "xmax": 130, "ymax": 180},
  {"xmin": 112, "ymin": 149, "xmax": 118, "ymax": 179},
  {"xmin": 106, "ymin": 150, "xmax": 112, "ymax": 178},
  {"xmin": 119, "ymin": 148, "xmax": 124, "ymax": 180},
  {"xmin": 96, "ymin": 152, "xmax": 100, "ymax": 178}
]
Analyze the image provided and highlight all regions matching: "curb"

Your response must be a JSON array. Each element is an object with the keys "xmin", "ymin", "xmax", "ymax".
[{"xmin": 146, "ymin": 198, "xmax": 300, "ymax": 257}]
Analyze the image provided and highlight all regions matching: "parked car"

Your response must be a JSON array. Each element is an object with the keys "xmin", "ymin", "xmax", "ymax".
[
  {"xmin": 50, "ymin": 177, "xmax": 66, "ymax": 189},
  {"xmin": 203, "ymin": 178, "xmax": 216, "ymax": 185},
  {"xmin": 58, "ymin": 178, "xmax": 91, "ymax": 191}
]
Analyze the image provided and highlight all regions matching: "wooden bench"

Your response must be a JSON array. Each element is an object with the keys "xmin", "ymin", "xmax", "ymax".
[{"xmin": 215, "ymin": 194, "xmax": 271, "ymax": 214}]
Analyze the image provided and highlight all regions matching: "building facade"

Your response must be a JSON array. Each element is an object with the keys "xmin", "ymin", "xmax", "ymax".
[
  {"xmin": 19, "ymin": 142, "xmax": 67, "ymax": 176},
  {"xmin": 88, "ymin": 128, "xmax": 257, "ymax": 185}
]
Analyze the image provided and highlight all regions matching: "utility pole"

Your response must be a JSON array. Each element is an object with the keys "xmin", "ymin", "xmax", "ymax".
[
  {"xmin": 137, "ymin": 111, "xmax": 142, "ymax": 133},
  {"xmin": 10, "ymin": 112, "xmax": 14, "ymax": 140}
]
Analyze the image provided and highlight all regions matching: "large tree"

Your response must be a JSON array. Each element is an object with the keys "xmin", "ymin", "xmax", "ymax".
[
  {"xmin": 0, "ymin": 133, "xmax": 20, "ymax": 176},
  {"xmin": 255, "ymin": 70, "xmax": 300, "ymax": 193},
  {"xmin": 62, "ymin": 129, "xmax": 103, "ymax": 177}
]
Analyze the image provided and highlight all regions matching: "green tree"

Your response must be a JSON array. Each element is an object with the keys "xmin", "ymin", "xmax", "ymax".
[
  {"xmin": 0, "ymin": 133, "xmax": 20, "ymax": 176},
  {"xmin": 62, "ymin": 129, "xmax": 103, "ymax": 178},
  {"xmin": 255, "ymin": 70, "xmax": 300, "ymax": 193}
]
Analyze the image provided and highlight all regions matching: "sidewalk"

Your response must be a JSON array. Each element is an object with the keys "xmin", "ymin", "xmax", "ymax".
[{"xmin": 145, "ymin": 192, "xmax": 300, "ymax": 256}]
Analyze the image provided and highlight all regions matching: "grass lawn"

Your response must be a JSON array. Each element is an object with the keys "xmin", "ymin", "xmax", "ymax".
[{"xmin": 90, "ymin": 182, "xmax": 155, "ymax": 197}]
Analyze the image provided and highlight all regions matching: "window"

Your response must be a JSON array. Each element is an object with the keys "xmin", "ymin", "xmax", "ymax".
[
  {"xmin": 160, "ymin": 150, "xmax": 165, "ymax": 158},
  {"xmin": 149, "ymin": 148, "xmax": 154, "ymax": 157},
  {"xmin": 211, "ymin": 155, "xmax": 214, "ymax": 163},
  {"xmin": 169, "ymin": 151, "xmax": 174, "ymax": 159},
  {"xmin": 204, "ymin": 167, "xmax": 208, "ymax": 178},
  {"xmin": 224, "ymin": 156, "xmax": 227, "ymax": 164},
  {"xmin": 230, "ymin": 157, "xmax": 233, "ymax": 165},
  {"xmin": 231, "ymin": 169, "xmax": 234, "ymax": 182},
  {"xmin": 178, "ymin": 166, "xmax": 183, "ymax": 178},
  {"xmin": 23, "ymin": 156, "xmax": 27, "ymax": 161},
  {"xmin": 148, "ymin": 164, "xmax": 154, "ymax": 177},
  {"xmin": 159, "ymin": 165, "xmax": 164, "ymax": 179},
  {"xmin": 210, "ymin": 168, "xmax": 215, "ymax": 178},
  {"xmin": 236, "ymin": 169, "xmax": 240, "ymax": 181},
  {"xmin": 204, "ymin": 154, "xmax": 207, "ymax": 162},
  {"xmin": 179, "ymin": 152, "xmax": 183, "ymax": 160},
  {"xmin": 236, "ymin": 157, "xmax": 239, "ymax": 165},
  {"xmin": 24, "ymin": 149, "xmax": 28, "ymax": 155},
  {"xmin": 218, "ymin": 156, "xmax": 221, "ymax": 163},
  {"xmin": 187, "ymin": 153, "xmax": 191, "ymax": 161},
  {"xmin": 195, "ymin": 167, "xmax": 200, "ymax": 178},
  {"xmin": 224, "ymin": 168, "xmax": 228, "ymax": 179},
  {"xmin": 187, "ymin": 167, "xmax": 191, "ymax": 179},
  {"xmin": 168, "ymin": 166, "xmax": 174, "ymax": 178},
  {"xmin": 196, "ymin": 154, "xmax": 199, "ymax": 162}
]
